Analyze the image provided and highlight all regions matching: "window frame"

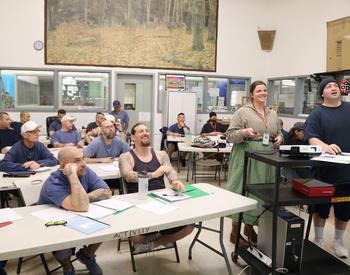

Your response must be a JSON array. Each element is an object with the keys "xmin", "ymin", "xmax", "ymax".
[
  {"xmin": 157, "ymin": 72, "xmax": 250, "ymax": 114},
  {"xmin": 0, "ymin": 67, "xmax": 112, "ymax": 112}
]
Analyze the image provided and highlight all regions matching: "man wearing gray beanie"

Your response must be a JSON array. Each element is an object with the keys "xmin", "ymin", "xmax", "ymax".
[{"xmin": 304, "ymin": 78, "xmax": 350, "ymax": 258}]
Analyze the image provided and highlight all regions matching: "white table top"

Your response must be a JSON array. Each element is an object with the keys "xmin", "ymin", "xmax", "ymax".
[
  {"xmin": 178, "ymin": 142, "xmax": 233, "ymax": 153},
  {"xmin": 167, "ymin": 136, "xmax": 185, "ymax": 142},
  {"xmin": 0, "ymin": 183, "xmax": 257, "ymax": 261}
]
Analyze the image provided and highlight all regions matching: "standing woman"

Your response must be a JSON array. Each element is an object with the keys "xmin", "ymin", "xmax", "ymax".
[{"xmin": 226, "ymin": 80, "xmax": 283, "ymax": 244}]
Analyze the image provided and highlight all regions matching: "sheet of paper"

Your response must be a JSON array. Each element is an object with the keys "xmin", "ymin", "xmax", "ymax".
[
  {"xmin": 93, "ymin": 199, "xmax": 134, "ymax": 211},
  {"xmin": 136, "ymin": 200, "xmax": 177, "ymax": 215},
  {"xmin": 0, "ymin": 208, "xmax": 23, "ymax": 223},
  {"xmin": 31, "ymin": 207, "xmax": 77, "ymax": 221},
  {"xmin": 98, "ymin": 165, "xmax": 119, "ymax": 172},
  {"xmin": 311, "ymin": 153, "xmax": 350, "ymax": 164},
  {"xmin": 33, "ymin": 166, "xmax": 52, "ymax": 173},
  {"xmin": 71, "ymin": 204, "xmax": 116, "ymax": 219}
]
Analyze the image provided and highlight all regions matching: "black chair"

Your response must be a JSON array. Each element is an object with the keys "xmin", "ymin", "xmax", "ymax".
[
  {"xmin": 117, "ymin": 178, "xmax": 180, "ymax": 272},
  {"xmin": 46, "ymin": 116, "xmax": 58, "ymax": 137}
]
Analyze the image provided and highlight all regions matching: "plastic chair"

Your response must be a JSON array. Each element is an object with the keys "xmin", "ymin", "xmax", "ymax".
[{"xmin": 193, "ymin": 155, "xmax": 222, "ymax": 185}]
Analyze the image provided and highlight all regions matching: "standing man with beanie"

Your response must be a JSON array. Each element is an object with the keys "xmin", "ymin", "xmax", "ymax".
[{"xmin": 305, "ymin": 78, "xmax": 350, "ymax": 258}]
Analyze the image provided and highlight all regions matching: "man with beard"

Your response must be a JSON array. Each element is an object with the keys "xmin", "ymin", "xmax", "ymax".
[
  {"xmin": 200, "ymin": 111, "xmax": 225, "ymax": 136},
  {"xmin": 119, "ymin": 123, "xmax": 194, "ymax": 253},
  {"xmin": 83, "ymin": 120, "xmax": 130, "ymax": 163}
]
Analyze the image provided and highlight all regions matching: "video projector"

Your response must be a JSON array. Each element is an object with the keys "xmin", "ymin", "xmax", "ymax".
[{"xmin": 279, "ymin": 145, "xmax": 322, "ymax": 158}]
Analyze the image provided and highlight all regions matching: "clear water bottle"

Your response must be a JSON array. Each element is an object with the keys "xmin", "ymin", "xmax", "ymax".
[
  {"xmin": 184, "ymin": 131, "xmax": 193, "ymax": 146},
  {"xmin": 138, "ymin": 171, "xmax": 149, "ymax": 199}
]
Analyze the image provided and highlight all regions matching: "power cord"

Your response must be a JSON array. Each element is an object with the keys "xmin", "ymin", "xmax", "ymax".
[{"xmin": 237, "ymin": 265, "xmax": 250, "ymax": 275}]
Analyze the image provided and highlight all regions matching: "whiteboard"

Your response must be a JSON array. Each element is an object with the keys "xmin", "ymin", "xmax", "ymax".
[{"xmin": 167, "ymin": 92, "xmax": 196, "ymax": 134}]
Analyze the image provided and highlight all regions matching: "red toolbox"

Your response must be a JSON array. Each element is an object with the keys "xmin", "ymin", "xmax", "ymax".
[{"xmin": 292, "ymin": 178, "xmax": 335, "ymax": 197}]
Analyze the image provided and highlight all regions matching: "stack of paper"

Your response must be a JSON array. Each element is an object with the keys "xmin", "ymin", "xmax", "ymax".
[{"xmin": 311, "ymin": 153, "xmax": 350, "ymax": 164}]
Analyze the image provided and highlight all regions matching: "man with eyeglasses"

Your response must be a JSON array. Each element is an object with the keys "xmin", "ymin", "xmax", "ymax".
[
  {"xmin": 0, "ymin": 111, "xmax": 22, "ymax": 154},
  {"xmin": 0, "ymin": 121, "xmax": 57, "ymax": 173}
]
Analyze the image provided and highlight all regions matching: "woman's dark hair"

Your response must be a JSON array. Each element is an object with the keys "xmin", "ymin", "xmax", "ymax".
[{"xmin": 249, "ymin": 80, "xmax": 267, "ymax": 95}]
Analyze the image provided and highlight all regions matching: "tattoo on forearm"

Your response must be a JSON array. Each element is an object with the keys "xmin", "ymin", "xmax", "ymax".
[{"xmin": 88, "ymin": 189, "xmax": 111, "ymax": 202}]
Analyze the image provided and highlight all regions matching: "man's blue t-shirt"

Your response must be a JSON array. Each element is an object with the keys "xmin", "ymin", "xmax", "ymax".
[
  {"xmin": 109, "ymin": 110, "xmax": 129, "ymax": 128},
  {"xmin": 10, "ymin": 121, "xmax": 23, "ymax": 136},
  {"xmin": 83, "ymin": 136, "xmax": 130, "ymax": 158},
  {"xmin": 50, "ymin": 130, "xmax": 81, "ymax": 145},
  {"xmin": 38, "ymin": 167, "xmax": 109, "ymax": 207},
  {"xmin": 0, "ymin": 128, "xmax": 22, "ymax": 151},
  {"xmin": 168, "ymin": 123, "xmax": 190, "ymax": 136},
  {"xmin": 48, "ymin": 119, "xmax": 62, "ymax": 133},
  {"xmin": 0, "ymin": 140, "xmax": 57, "ymax": 172},
  {"xmin": 305, "ymin": 101, "xmax": 350, "ymax": 185}
]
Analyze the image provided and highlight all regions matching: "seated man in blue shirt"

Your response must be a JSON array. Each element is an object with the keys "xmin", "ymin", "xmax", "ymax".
[
  {"xmin": 10, "ymin": 111, "xmax": 31, "ymax": 136},
  {"xmin": 0, "ymin": 121, "xmax": 57, "ymax": 172},
  {"xmin": 166, "ymin": 113, "xmax": 190, "ymax": 166},
  {"xmin": 119, "ymin": 123, "xmax": 193, "ymax": 253},
  {"xmin": 51, "ymin": 115, "xmax": 84, "ymax": 148},
  {"xmin": 48, "ymin": 109, "xmax": 67, "ymax": 137},
  {"xmin": 0, "ymin": 112, "xmax": 22, "ymax": 154},
  {"xmin": 38, "ymin": 147, "xmax": 112, "ymax": 275},
  {"xmin": 83, "ymin": 120, "xmax": 130, "ymax": 163},
  {"xmin": 200, "ymin": 112, "xmax": 225, "ymax": 136},
  {"xmin": 109, "ymin": 100, "xmax": 129, "ymax": 133}
]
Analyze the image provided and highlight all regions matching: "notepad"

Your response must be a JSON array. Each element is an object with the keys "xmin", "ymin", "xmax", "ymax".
[{"xmin": 66, "ymin": 216, "xmax": 109, "ymax": 234}]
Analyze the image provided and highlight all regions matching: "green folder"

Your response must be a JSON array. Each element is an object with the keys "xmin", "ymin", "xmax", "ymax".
[{"xmin": 180, "ymin": 185, "xmax": 209, "ymax": 198}]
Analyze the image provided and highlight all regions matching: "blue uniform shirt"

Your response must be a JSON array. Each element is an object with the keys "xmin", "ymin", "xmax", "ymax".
[
  {"xmin": 48, "ymin": 119, "xmax": 62, "ymax": 133},
  {"xmin": 38, "ymin": 167, "xmax": 109, "ymax": 207},
  {"xmin": 200, "ymin": 121, "xmax": 225, "ymax": 134},
  {"xmin": 0, "ymin": 140, "xmax": 57, "ymax": 172},
  {"xmin": 305, "ymin": 101, "xmax": 350, "ymax": 185},
  {"xmin": 0, "ymin": 128, "xmax": 22, "ymax": 151},
  {"xmin": 50, "ymin": 130, "xmax": 81, "ymax": 145},
  {"xmin": 83, "ymin": 136, "xmax": 130, "ymax": 158},
  {"xmin": 168, "ymin": 123, "xmax": 190, "ymax": 136}
]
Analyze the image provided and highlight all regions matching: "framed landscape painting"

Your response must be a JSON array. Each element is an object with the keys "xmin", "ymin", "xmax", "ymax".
[{"xmin": 45, "ymin": 0, "xmax": 218, "ymax": 71}]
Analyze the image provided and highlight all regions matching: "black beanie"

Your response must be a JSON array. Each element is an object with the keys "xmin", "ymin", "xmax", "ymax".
[{"xmin": 319, "ymin": 78, "xmax": 337, "ymax": 99}]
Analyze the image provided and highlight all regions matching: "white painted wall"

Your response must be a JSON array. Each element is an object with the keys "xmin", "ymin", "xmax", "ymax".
[{"xmin": 2, "ymin": 0, "xmax": 350, "ymax": 145}]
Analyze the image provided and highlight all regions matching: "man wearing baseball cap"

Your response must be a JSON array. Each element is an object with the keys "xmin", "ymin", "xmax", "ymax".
[
  {"xmin": 305, "ymin": 78, "xmax": 350, "ymax": 258},
  {"xmin": 109, "ymin": 100, "xmax": 129, "ymax": 133},
  {"xmin": 0, "ymin": 121, "xmax": 57, "ymax": 172},
  {"xmin": 200, "ymin": 111, "xmax": 225, "ymax": 136},
  {"xmin": 50, "ymin": 115, "xmax": 84, "ymax": 148}
]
